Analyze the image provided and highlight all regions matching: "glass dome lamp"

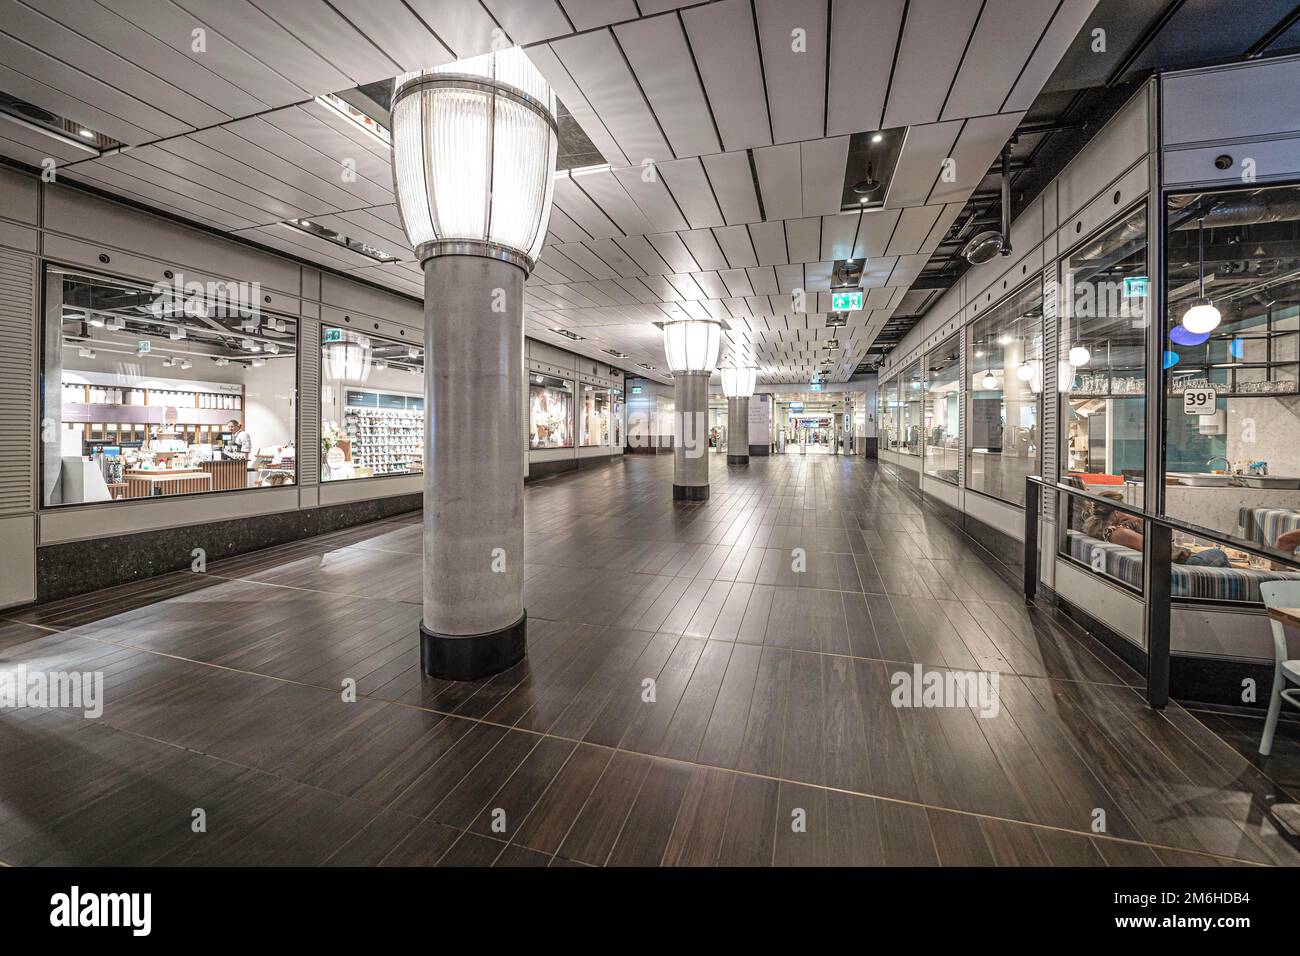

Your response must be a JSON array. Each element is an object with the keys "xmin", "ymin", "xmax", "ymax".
[
  {"xmin": 1180, "ymin": 217, "xmax": 1221, "ymax": 335},
  {"xmin": 1068, "ymin": 346, "xmax": 1091, "ymax": 367},
  {"xmin": 1016, "ymin": 361, "xmax": 1035, "ymax": 381},
  {"xmin": 981, "ymin": 372, "xmax": 998, "ymax": 390},
  {"xmin": 390, "ymin": 47, "xmax": 558, "ymax": 271},
  {"xmin": 720, "ymin": 366, "xmax": 757, "ymax": 398},
  {"xmin": 662, "ymin": 318, "xmax": 722, "ymax": 373}
]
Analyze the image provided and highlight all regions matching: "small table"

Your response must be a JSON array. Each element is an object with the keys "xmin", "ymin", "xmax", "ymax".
[
  {"xmin": 124, "ymin": 469, "xmax": 213, "ymax": 498},
  {"xmin": 1268, "ymin": 606, "xmax": 1300, "ymax": 629}
]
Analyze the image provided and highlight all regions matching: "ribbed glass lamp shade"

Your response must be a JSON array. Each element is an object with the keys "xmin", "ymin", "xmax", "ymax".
[
  {"xmin": 720, "ymin": 366, "xmax": 757, "ymax": 398},
  {"xmin": 662, "ymin": 319, "xmax": 722, "ymax": 373},
  {"xmin": 391, "ymin": 47, "xmax": 558, "ymax": 272}
]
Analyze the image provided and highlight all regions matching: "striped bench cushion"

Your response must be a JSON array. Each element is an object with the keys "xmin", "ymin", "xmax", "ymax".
[
  {"xmin": 1065, "ymin": 529, "xmax": 1300, "ymax": 603},
  {"xmin": 1239, "ymin": 507, "xmax": 1300, "ymax": 549}
]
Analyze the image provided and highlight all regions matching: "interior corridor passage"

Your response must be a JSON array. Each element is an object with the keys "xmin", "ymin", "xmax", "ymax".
[{"xmin": 2, "ymin": 455, "xmax": 1296, "ymax": 867}]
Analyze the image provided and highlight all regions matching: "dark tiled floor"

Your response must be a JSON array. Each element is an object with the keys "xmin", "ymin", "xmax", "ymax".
[{"xmin": 2, "ymin": 454, "xmax": 1299, "ymax": 866}]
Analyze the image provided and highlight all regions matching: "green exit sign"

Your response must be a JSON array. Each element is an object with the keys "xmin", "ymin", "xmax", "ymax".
[
  {"xmin": 322, "ymin": 327, "xmax": 343, "ymax": 343},
  {"xmin": 630, "ymin": 385, "xmax": 642, "ymax": 394},
  {"xmin": 1123, "ymin": 276, "xmax": 1149, "ymax": 298},
  {"xmin": 831, "ymin": 290, "xmax": 863, "ymax": 311}
]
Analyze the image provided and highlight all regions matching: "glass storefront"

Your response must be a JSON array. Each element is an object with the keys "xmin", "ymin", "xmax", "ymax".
[
  {"xmin": 529, "ymin": 373, "xmax": 574, "ymax": 448},
  {"xmin": 42, "ymin": 268, "xmax": 297, "ymax": 505},
  {"xmin": 320, "ymin": 326, "xmax": 424, "ymax": 481},
  {"xmin": 924, "ymin": 337, "xmax": 961, "ymax": 483},
  {"xmin": 579, "ymin": 383, "xmax": 612, "ymax": 446},
  {"xmin": 966, "ymin": 281, "xmax": 1043, "ymax": 505},
  {"xmin": 613, "ymin": 387, "xmax": 624, "ymax": 449},
  {"xmin": 883, "ymin": 379, "xmax": 900, "ymax": 452},
  {"xmin": 1160, "ymin": 183, "xmax": 1300, "ymax": 592}
]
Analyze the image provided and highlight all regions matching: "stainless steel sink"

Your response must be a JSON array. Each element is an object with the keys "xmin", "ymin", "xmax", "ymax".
[
  {"xmin": 1239, "ymin": 475, "xmax": 1300, "ymax": 489},
  {"xmin": 1169, "ymin": 472, "xmax": 1233, "ymax": 487}
]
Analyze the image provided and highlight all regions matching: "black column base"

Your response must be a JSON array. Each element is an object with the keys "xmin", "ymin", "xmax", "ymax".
[
  {"xmin": 672, "ymin": 483, "xmax": 709, "ymax": 501},
  {"xmin": 420, "ymin": 612, "xmax": 526, "ymax": 680},
  {"xmin": 727, "ymin": 454, "xmax": 749, "ymax": 465}
]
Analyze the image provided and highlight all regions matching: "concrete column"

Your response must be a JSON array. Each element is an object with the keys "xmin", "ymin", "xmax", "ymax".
[
  {"xmin": 673, "ymin": 370, "xmax": 710, "ymax": 499},
  {"xmin": 727, "ymin": 396, "xmax": 749, "ymax": 464},
  {"xmin": 420, "ymin": 255, "xmax": 526, "ymax": 680}
]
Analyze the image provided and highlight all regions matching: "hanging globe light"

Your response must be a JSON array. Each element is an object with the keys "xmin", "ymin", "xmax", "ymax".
[
  {"xmin": 981, "ymin": 372, "xmax": 998, "ymax": 390},
  {"xmin": 1068, "ymin": 345, "xmax": 1091, "ymax": 367},
  {"xmin": 1016, "ymin": 361, "xmax": 1035, "ymax": 381},
  {"xmin": 1181, "ymin": 300, "xmax": 1222, "ymax": 334}
]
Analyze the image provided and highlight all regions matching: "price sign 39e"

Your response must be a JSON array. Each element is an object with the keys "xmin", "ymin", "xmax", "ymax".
[{"xmin": 1183, "ymin": 386, "xmax": 1217, "ymax": 416}]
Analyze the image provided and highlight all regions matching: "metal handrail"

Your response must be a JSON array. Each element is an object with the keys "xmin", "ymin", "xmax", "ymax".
[{"xmin": 1022, "ymin": 474, "xmax": 1300, "ymax": 711}]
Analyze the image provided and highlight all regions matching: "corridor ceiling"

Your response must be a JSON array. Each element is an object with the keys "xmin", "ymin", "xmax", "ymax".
[{"xmin": 0, "ymin": 0, "xmax": 1103, "ymax": 386}]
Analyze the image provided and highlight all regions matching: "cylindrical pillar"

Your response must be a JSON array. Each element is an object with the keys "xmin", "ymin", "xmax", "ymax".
[
  {"xmin": 727, "ymin": 396, "xmax": 749, "ymax": 464},
  {"xmin": 420, "ymin": 255, "xmax": 526, "ymax": 680},
  {"xmin": 673, "ymin": 370, "xmax": 710, "ymax": 499}
]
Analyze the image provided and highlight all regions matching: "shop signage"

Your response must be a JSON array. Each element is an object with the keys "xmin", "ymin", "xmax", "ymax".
[
  {"xmin": 830, "ymin": 290, "xmax": 864, "ymax": 311},
  {"xmin": 789, "ymin": 401, "xmax": 804, "ymax": 412},
  {"xmin": 322, "ymin": 327, "xmax": 343, "ymax": 343},
  {"xmin": 1123, "ymin": 276, "xmax": 1150, "ymax": 298},
  {"xmin": 137, "ymin": 340, "xmax": 151, "ymax": 353},
  {"xmin": 1182, "ymin": 386, "xmax": 1217, "ymax": 416}
]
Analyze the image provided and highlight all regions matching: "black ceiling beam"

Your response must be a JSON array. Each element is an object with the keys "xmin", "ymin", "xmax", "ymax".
[
  {"xmin": 1105, "ymin": 0, "xmax": 1188, "ymax": 87},
  {"xmin": 1247, "ymin": 3, "xmax": 1300, "ymax": 57}
]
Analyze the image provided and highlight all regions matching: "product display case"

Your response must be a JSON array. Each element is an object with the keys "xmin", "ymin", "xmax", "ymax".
[{"xmin": 530, "ymin": 374, "xmax": 574, "ymax": 448}]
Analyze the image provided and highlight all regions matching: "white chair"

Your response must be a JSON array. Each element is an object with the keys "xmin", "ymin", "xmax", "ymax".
[{"xmin": 1258, "ymin": 581, "xmax": 1300, "ymax": 756}]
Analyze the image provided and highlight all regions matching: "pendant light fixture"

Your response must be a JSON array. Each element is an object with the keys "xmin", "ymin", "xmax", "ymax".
[
  {"xmin": 981, "ymin": 372, "xmax": 998, "ymax": 390},
  {"xmin": 1181, "ymin": 217, "xmax": 1222, "ymax": 334},
  {"xmin": 1068, "ymin": 345, "xmax": 1091, "ymax": 367}
]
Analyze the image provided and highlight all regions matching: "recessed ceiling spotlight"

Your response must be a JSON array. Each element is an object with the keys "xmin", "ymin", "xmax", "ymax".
[
  {"xmin": 250, "ymin": 357, "xmax": 266, "ymax": 367},
  {"xmin": 78, "ymin": 128, "xmax": 95, "ymax": 139},
  {"xmin": 213, "ymin": 357, "xmax": 230, "ymax": 366},
  {"xmin": 871, "ymin": 133, "xmax": 883, "ymax": 143}
]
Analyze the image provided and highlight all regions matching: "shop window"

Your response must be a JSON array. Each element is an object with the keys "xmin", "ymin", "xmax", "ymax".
[
  {"xmin": 883, "ymin": 379, "xmax": 900, "ymax": 452},
  {"xmin": 1057, "ymin": 207, "xmax": 1150, "ymax": 588},
  {"xmin": 42, "ymin": 268, "xmax": 297, "ymax": 507},
  {"xmin": 966, "ymin": 281, "xmax": 1043, "ymax": 506},
  {"xmin": 1160, "ymin": 183, "xmax": 1300, "ymax": 597},
  {"xmin": 924, "ymin": 337, "xmax": 960, "ymax": 484},
  {"xmin": 613, "ymin": 387, "xmax": 624, "ymax": 448},
  {"xmin": 900, "ymin": 360, "xmax": 924, "ymax": 458},
  {"xmin": 320, "ymin": 326, "xmax": 424, "ymax": 481},
  {"xmin": 529, "ymin": 373, "xmax": 574, "ymax": 448},
  {"xmin": 579, "ymin": 383, "xmax": 612, "ymax": 447}
]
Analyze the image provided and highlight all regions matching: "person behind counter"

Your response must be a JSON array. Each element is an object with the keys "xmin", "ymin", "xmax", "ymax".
[{"xmin": 226, "ymin": 419, "xmax": 253, "ymax": 459}]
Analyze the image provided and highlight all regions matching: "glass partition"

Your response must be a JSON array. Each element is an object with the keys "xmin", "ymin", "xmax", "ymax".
[
  {"xmin": 1162, "ymin": 183, "xmax": 1300, "ymax": 583},
  {"xmin": 580, "ymin": 383, "xmax": 612, "ymax": 446},
  {"xmin": 43, "ymin": 267, "xmax": 297, "ymax": 506},
  {"xmin": 320, "ymin": 326, "xmax": 424, "ymax": 481},
  {"xmin": 883, "ymin": 378, "xmax": 900, "ymax": 452},
  {"xmin": 924, "ymin": 337, "xmax": 960, "ymax": 483},
  {"xmin": 529, "ymin": 373, "xmax": 574, "ymax": 448},
  {"xmin": 900, "ymin": 360, "xmax": 924, "ymax": 459},
  {"xmin": 966, "ymin": 281, "xmax": 1043, "ymax": 505}
]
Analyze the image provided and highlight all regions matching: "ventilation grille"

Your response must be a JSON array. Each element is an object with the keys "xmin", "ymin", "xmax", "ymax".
[
  {"xmin": 0, "ymin": 249, "xmax": 36, "ymax": 516},
  {"xmin": 298, "ymin": 316, "xmax": 320, "ymax": 486},
  {"xmin": 1040, "ymin": 265, "xmax": 1059, "ymax": 515},
  {"xmin": 957, "ymin": 331, "xmax": 966, "ymax": 488}
]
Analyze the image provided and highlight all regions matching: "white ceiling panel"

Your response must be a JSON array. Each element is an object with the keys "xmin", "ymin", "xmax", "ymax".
[
  {"xmin": 645, "ymin": 232, "xmax": 700, "ymax": 273},
  {"xmin": 1004, "ymin": 0, "xmax": 1100, "ymax": 112},
  {"xmin": 752, "ymin": 143, "xmax": 803, "ymax": 221},
  {"xmin": 941, "ymin": 0, "xmax": 1057, "ymax": 121},
  {"xmin": 658, "ymin": 158, "xmax": 724, "ymax": 229},
  {"xmin": 559, "ymin": 0, "xmax": 638, "ymax": 31},
  {"xmin": 549, "ymin": 243, "xmax": 617, "ymax": 280},
  {"xmin": 746, "ymin": 266, "xmax": 779, "ymax": 296},
  {"xmin": 0, "ymin": 116, "xmax": 94, "ymax": 164},
  {"xmin": 886, "ymin": 254, "xmax": 929, "ymax": 288},
  {"xmin": 480, "ymin": 0, "xmax": 571, "ymax": 44},
  {"xmin": 713, "ymin": 224, "xmax": 758, "ymax": 269},
  {"xmin": 11, "ymin": 0, "xmax": 265, "ymax": 120},
  {"xmin": 826, "ymin": 0, "xmax": 905, "ymax": 136},
  {"xmin": 550, "ymin": 30, "xmax": 672, "ymax": 164},
  {"xmin": 614, "ymin": 235, "xmax": 674, "ymax": 275},
  {"xmin": 693, "ymin": 271, "xmax": 729, "ymax": 299},
  {"xmin": 819, "ymin": 213, "xmax": 858, "ymax": 262},
  {"xmin": 611, "ymin": 166, "xmax": 689, "ymax": 233},
  {"xmin": 881, "ymin": 0, "xmax": 982, "ymax": 128},
  {"xmin": 525, "ymin": 44, "xmax": 629, "ymax": 168},
  {"xmin": 800, "ymin": 137, "xmax": 849, "ymax": 217},
  {"xmin": 402, "ymin": 0, "xmax": 507, "ymax": 58},
  {"xmin": 884, "ymin": 120, "xmax": 962, "ymax": 208},
  {"xmin": 928, "ymin": 112, "xmax": 1024, "ymax": 205},
  {"xmin": 748, "ymin": 220, "xmax": 789, "ymax": 266},
  {"xmin": 784, "ymin": 217, "xmax": 821, "ymax": 264},
  {"xmin": 317, "ymin": 0, "xmax": 451, "ymax": 74},
  {"xmin": 884, "ymin": 205, "xmax": 943, "ymax": 257},
  {"xmin": 585, "ymin": 238, "xmax": 644, "ymax": 278},
  {"xmin": 263, "ymin": 106, "xmax": 393, "ymax": 196},
  {"xmin": 613, "ymin": 14, "xmax": 720, "ymax": 159},
  {"xmin": 171, "ymin": 0, "xmax": 357, "ymax": 95},
  {"xmin": 920, "ymin": 202, "xmax": 966, "ymax": 255},
  {"xmin": 852, "ymin": 207, "xmax": 902, "ymax": 259},
  {"xmin": 702, "ymin": 152, "xmax": 761, "ymax": 224},
  {"xmin": 243, "ymin": 0, "xmax": 408, "ymax": 86},
  {"xmin": 774, "ymin": 263, "xmax": 805, "ymax": 294},
  {"xmin": 552, "ymin": 174, "xmax": 621, "ymax": 239},
  {"xmin": 681, "ymin": 0, "xmax": 772, "ymax": 151},
  {"xmin": 755, "ymin": 0, "xmax": 827, "ymax": 144},
  {"xmin": 678, "ymin": 229, "xmax": 729, "ymax": 271},
  {"xmin": 568, "ymin": 168, "xmax": 655, "ymax": 236},
  {"xmin": 541, "ymin": 207, "xmax": 592, "ymax": 244}
]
